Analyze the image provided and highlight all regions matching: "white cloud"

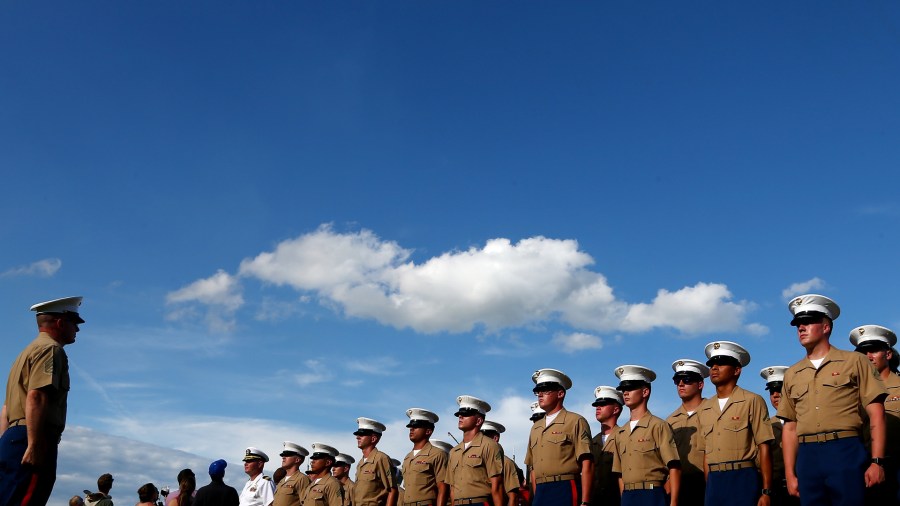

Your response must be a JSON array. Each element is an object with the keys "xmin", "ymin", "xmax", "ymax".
[
  {"xmin": 745, "ymin": 323, "xmax": 769, "ymax": 336},
  {"xmin": 166, "ymin": 270, "xmax": 244, "ymax": 331},
  {"xmin": 170, "ymin": 225, "xmax": 763, "ymax": 337},
  {"xmin": 1, "ymin": 258, "xmax": 62, "ymax": 277},
  {"xmin": 620, "ymin": 283, "xmax": 750, "ymax": 334},
  {"xmin": 551, "ymin": 332, "xmax": 603, "ymax": 353},
  {"xmin": 346, "ymin": 356, "xmax": 401, "ymax": 375},
  {"xmin": 781, "ymin": 278, "xmax": 826, "ymax": 299},
  {"xmin": 294, "ymin": 359, "xmax": 331, "ymax": 386}
]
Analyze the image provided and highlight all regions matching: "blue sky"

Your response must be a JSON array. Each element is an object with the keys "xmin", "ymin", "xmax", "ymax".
[{"xmin": 2, "ymin": 1, "xmax": 900, "ymax": 502}]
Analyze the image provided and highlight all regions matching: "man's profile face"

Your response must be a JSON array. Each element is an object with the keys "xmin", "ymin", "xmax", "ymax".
[
  {"xmin": 332, "ymin": 464, "xmax": 349, "ymax": 479},
  {"xmin": 535, "ymin": 388, "xmax": 564, "ymax": 410},
  {"xmin": 408, "ymin": 426, "xmax": 431, "ymax": 443},
  {"xmin": 621, "ymin": 387, "xmax": 647, "ymax": 409},
  {"xmin": 594, "ymin": 402, "xmax": 619, "ymax": 423},
  {"xmin": 769, "ymin": 389, "xmax": 781, "ymax": 410},
  {"xmin": 281, "ymin": 455, "xmax": 300, "ymax": 470},
  {"xmin": 244, "ymin": 460, "xmax": 263, "ymax": 477},
  {"xmin": 457, "ymin": 413, "xmax": 480, "ymax": 431},
  {"xmin": 865, "ymin": 348, "xmax": 890, "ymax": 373},
  {"xmin": 796, "ymin": 316, "xmax": 829, "ymax": 348},
  {"xmin": 673, "ymin": 376, "xmax": 702, "ymax": 400}
]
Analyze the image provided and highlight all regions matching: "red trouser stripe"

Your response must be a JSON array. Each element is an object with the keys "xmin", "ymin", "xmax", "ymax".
[
  {"xmin": 19, "ymin": 473, "xmax": 40, "ymax": 506},
  {"xmin": 569, "ymin": 479, "xmax": 578, "ymax": 506}
]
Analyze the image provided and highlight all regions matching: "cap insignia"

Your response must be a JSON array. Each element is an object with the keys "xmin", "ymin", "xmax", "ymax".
[
  {"xmin": 677, "ymin": 361, "xmax": 684, "ymax": 366},
  {"xmin": 713, "ymin": 343, "xmax": 721, "ymax": 349},
  {"xmin": 859, "ymin": 327, "xmax": 865, "ymax": 335},
  {"xmin": 767, "ymin": 368, "xmax": 774, "ymax": 375},
  {"xmin": 617, "ymin": 368, "xmax": 624, "ymax": 374}
]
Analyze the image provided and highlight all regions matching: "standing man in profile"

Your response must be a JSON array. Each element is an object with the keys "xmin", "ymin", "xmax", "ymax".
[
  {"xmin": 611, "ymin": 365, "xmax": 680, "ymax": 506},
  {"xmin": 589, "ymin": 386, "xmax": 623, "ymax": 506},
  {"xmin": 778, "ymin": 294, "xmax": 887, "ymax": 505},
  {"xmin": 760, "ymin": 366, "xmax": 797, "ymax": 506},
  {"xmin": 481, "ymin": 420, "xmax": 520, "ymax": 506},
  {"xmin": 849, "ymin": 324, "xmax": 900, "ymax": 503},
  {"xmin": 526, "ymin": 368, "xmax": 593, "ymax": 506},
  {"xmin": 273, "ymin": 442, "xmax": 310, "ymax": 506},
  {"xmin": 353, "ymin": 418, "xmax": 397, "ymax": 506},
  {"xmin": 666, "ymin": 359, "xmax": 709, "ymax": 506},
  {"xmin": 445, "ymin": 395, "xmax": 504, "ymax": 506},
  {"xmin": 333, "ymin": 453, "xmax": 355, "ymax": 506},
  {"xmin": 240, "ymin": 448, "xmax": 276, "ymax": 506},
  {"xmin": 698, "ymin": 341, "xmax": 773, "ymax": 506},
  {"xmin": 0, "ymin": 296, "xmax": 84, "ymax": 506},
  {"xmin": 401, "ymin": 408, "xmax": 448, "ymax": 506}
]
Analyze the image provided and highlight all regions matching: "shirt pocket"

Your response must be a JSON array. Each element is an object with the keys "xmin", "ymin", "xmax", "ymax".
[
  {"xmin": 281, "ymin": 483, "xmax": 298, "ymax": 496},
  {"xmin": 821, "ymin": 376, "xmax": 857, "ymax": 410},
  {"xmin": 407, "ymin": 461, "xmax": 432, "ymax": 487},
  {"xmin": 722, "ymin": 419, "xmax": 750, "ymax": 451},
  {"xmin": 464, "ymin": 455, "xmax": 484, "ymax": 469}
]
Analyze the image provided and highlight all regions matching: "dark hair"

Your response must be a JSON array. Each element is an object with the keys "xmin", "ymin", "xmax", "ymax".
[
  {"xmin": 97, "ymin": 474, "xmax": 113, "ymax": 493},
  {"xmin": 138, "ymin": 483, "xmax": 158, "ymax": 503},
  {"xmin": 176, "ymin": 469, "xmax": 196, "ymax": 506}
]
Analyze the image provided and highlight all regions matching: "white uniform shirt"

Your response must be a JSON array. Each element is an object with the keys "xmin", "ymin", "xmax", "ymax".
[{"xmin": 240, "ymin": 473, "xmax": 276, "ymax": 506}]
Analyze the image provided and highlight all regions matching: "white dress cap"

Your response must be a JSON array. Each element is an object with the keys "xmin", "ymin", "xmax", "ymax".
[
  {"xmin": 335, "ymin": 453, "xmax": 356, "ymax": 466},
  {"xmin": 354, "ymin": 417, "xmax": 387, "ymax": 435},
  {"xmin": 704, "ymin": 341, "xmax": 751, "ymax": 367},
  {"xmin": 788, "ymin": 294, "xmax": 840, "ymax": 324},
  {"xmin": 30, "ymin": 296, "xmax": 85, "ymax": 323},
  {"xmin": 592, "ymin": 386, "xmax": 624, "ymax": 406},
  {"xmin": 429, "ymin": 440, "xmax": 453, "ymax": 453},
  {"xmin": 849, "ymin": 325, "xmax": 897, "ymax": 349},
  {"xmin": 614, "ymin": 365, "xmax": 657, "ymax": 383},
  {"xmin": 759, "ymin": 366, "xmax": 789, "ymax": 385},
  {"xmin": 406, "ymin": 408, "xmax": 439, "ymax": 427},
  {"xmin": 243, "ymin": 447, "xmax": 269, "ymax": 462},
  {"xmin": 481, "ymin": 420, "xmax": 506, "ymax": 434},
  {"xmin": 280, "ymin": 441, "xmax": 309, "ymax": 457},
  {"xmin": 531, "ymin": 368, "xmax": 573, "ymax": 391},
  {"xmin": 671, "ymin": 359, "xmax": 710, "ymax": 378},
  {"xmin": 530, "ymin": 401, "xmax": 545, "ymax": 415},
  {"xmin": 309, "ymin": 442, "xmax": 339, "ymax": 459},
  {"xmin": 455, "ymin": 395, "xmax": 491, "ymax": 416}
]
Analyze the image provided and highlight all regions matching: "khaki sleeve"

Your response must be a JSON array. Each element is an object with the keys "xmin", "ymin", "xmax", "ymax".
[
  {"xmin": 433, "ymin": 450, "xmax": 449, "ymax": 484},
  {"xmin": 378, "ymin": 454, "xmax": 396, "ymax": 489},
  {"xmin": 27, "ymin": 345, "xmax": 57, "ymax": 391},
  {"xmin": 502, "ymin": 458, "xmax": 518, "ymax": 493},
  {"xmin": 750, "ymin": 395, "xmax": 775, "ymax": 444},
  {"xmin": 484, "ymin": 440, "xmax": 504, "ymax": 478},
  {"xmin": 524, "ymin": 428, "xmax": 534, "ymax": 466},
  {"xmin": 610, "ymin": 434, "xmax": 622, "ymax": 474},
  {"xmin": 574, "ymin": 417, "xmax": 593, "ymax": 459},
  {"xmin": 328, "ymin": 481, "xmax": 343, "ymax": 506},
  {"xmin": 776, "ymin": 372, "xmax": 797, "ymax": 422},
  {"xmin": 857, "ymin": 355, "xmax": 889, "ymax": 406},
  {"xmin": 657, "ymin": 421, "xmax": 680, "ymax": 465}
]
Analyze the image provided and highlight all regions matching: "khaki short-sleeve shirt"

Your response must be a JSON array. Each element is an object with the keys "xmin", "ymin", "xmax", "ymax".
[
  {"xmin": 611, "ymin": 412, "xmax": 679, "ymax": 485},
  {"xmin": 354, "ymin": 448, "xmax": 396, "ymax": 506},
  {"xmin": 770, "ymin": 419, "xmax": 785, "ymax": 483},
  {"xmin": 339, "ymin": 479, "xmax": 355, "ymax": 506},
  {"xmin": 401, "ymin": 442, "xmax": 448, "ymax": 502},
  {"xmin": 666, "ymin": 405, "xmax": 705, "ymax": 476},
  {"xmin": 301, "ymin": 475, "xmax": 343, "ymax": 506},
  {"xmin": 4, "ymin": 333, "xmax": 70, "ymax": 432},
  {"xmin": 445, "ymin": 432, "xmax": 504, "ymax": 500},
  {"xmin": 524, "ymin": 408, "xmax": 593, "ymax": 479},
  {"xmin": 273, "ymin": 471, "xmax": 311, "ymax": 506},
  {"xmin": 589, "ymin": 430, "xmax": 619, "ymax": 506},
  {"xmin": 501, "ymin": 456, "xmax": 519, "ymax": 494},
  {"xmin": 777, "ymin": 347, "xmax": 887, "ymax": 435},
  {"xmin": 882, "ymin": 371, "xmax": 900, "ymax": 458},
  {"xmin": 697, "ymin": 386, "xmax": 774, "ymax": 464}
]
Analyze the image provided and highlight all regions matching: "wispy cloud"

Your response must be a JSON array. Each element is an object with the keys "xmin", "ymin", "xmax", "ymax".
[
  {"xmin": 346, "ymin": 356, "xmax": 401, "ymax": 375},
  {"xmin": 1, "ymin": 258, "xmax": 62, "ymax": 278},
  {"xmin": 781, "ymin": 277, "xmax": 826, "ymax": 299},
  {"xmin": 169, "ymin": 224, "xmax": 763, "ymax": 337},
  {"xmin": 551, "ymin": 332, "xmax": 603, "ymax": 353}
]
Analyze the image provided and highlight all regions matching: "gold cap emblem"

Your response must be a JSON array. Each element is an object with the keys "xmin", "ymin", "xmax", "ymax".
[
  {"xmin": 617, "ymin": 367, "xmax": 624, "ymax": 375},
  {"xmin": 677, "ymin": 361, "xmax": 684, "ymax": 366},
  {"xmin": 713, "ymin": 343, "xmax": 721, "ymax": 349},
  {"xmin": 767, "ymin": 368, "xmax": 774, "ymax": 375},
  {"xmin": 859, "ymin": 327, "xmax": 866, "ymax": 335}
]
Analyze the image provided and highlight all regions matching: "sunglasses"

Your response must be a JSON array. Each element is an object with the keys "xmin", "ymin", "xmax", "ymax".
[{"xmin": 672, "ymin": 377, "xmax": 700, "ymax": 385}]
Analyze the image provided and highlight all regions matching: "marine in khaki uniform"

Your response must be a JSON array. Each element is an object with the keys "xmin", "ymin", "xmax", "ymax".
[
  {"xmin": 698, "ymin": 341, "xmax": 774, "ymax": 506},
  {"xmin": 850, "ymin": 324, "xmax": 900, "ymax": 503},
  {"xmin": 240, "ymin": 448, "xmax": 276, "ymax": 506},
  {"xmin": 526, "ymin": 368, "xmax": 593, "ymax": 506},
  {"xmin": 777, "ymin": 294, "xmax": 887, "ymax": 506},
  {"xmin": 666, "ymin": 359, "xmax": 709, "ymax": 506},
  {"xmin": 273, "ymin": 441, "xmax": 311, "ymax": 506},
  {"xmin": 401, "ymin": 408, "xmax": 448, "ymax": 506},
  {"xmin": 300, "ymin": 443, "xmax": 345, "ymax": 506},
  {"xmin": 759, "ymin": 366, "xmax": 798, "ymax": 506},
  {"xmin": 332, "ymin": 453, "xmax": 356, "ymax": 506},
  {"xmin": 353, "ymin": 418, "xmax": 398, "ymax": 506},
  {"xmin": 445, "ymin": 395, "xmax": 505, "ymax": 506},
  {"xmin": 610, "ymin": 365, "xmax": 680, "ymax": 506},
  {"xmin": 0, "ymin": 296, "xmax": 84, "ymax": 506},
  {"xmin": 589, "ymin": 386, "xmax": 623, "ymax": 506},
  {"xmin": 481, "ymin": 421, "xmax": 520, "ymax": 506}
]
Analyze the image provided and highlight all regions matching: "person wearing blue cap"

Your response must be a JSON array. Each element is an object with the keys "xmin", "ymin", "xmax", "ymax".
[
  {"xmin": 194, "ymin": 460, "xmax": 239, "ymax": 506},
  {"xmin": 778, "ymin": 294, "xmax": 888, "ymax": 506},
  {"xmin": 0, "ymin": 296, "xmax": 85, "ymax": 506}
]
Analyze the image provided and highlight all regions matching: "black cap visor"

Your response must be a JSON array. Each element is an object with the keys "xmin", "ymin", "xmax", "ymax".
[
  {"xmin": 790, "ymin": 311, "xmax": 826, "ymax": 327},
  {"xmin": 616, "ymin": 380, "xmax": 649, "ymax": 392}
]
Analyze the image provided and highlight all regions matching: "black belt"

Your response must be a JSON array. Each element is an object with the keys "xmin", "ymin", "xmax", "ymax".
[
  {"xmin": 708, "ymin": 460, "xmax": 755, "ymax": 472},
  {"xmin": 7, "ymin": 418, "xmax": 25, "ymax": 427},
  {"xmin": 453, "ymin": 498, "xmax": 489, "ymax": 505},
  {"xmin": 403, "ymin": 501, "xmax": 435, "ymax": 506}
]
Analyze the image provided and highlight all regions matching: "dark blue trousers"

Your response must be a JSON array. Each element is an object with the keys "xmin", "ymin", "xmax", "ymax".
[
  {"xmin": 621, "ymin": 488, "xmax": 666, "ymax": 506},
  {"xmin": 797, "ymin": 437, "xmax": 867, "ymax": 506},
  {"xmin": 534, "ymin": 479, "xmax": 580, "ymax": 506},
  {"xmin": 705, "ymin": 467, "xmax": 760, "ymax": 506},
  {"xmin": 0, "ymin": 426, "xmax": 57, "ymax": 506}
]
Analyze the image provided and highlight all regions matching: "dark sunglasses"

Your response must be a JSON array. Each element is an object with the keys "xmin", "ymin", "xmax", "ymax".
[{"xmin": 672, "ymin": 377, "xmax": 700, "ymax": 385}]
